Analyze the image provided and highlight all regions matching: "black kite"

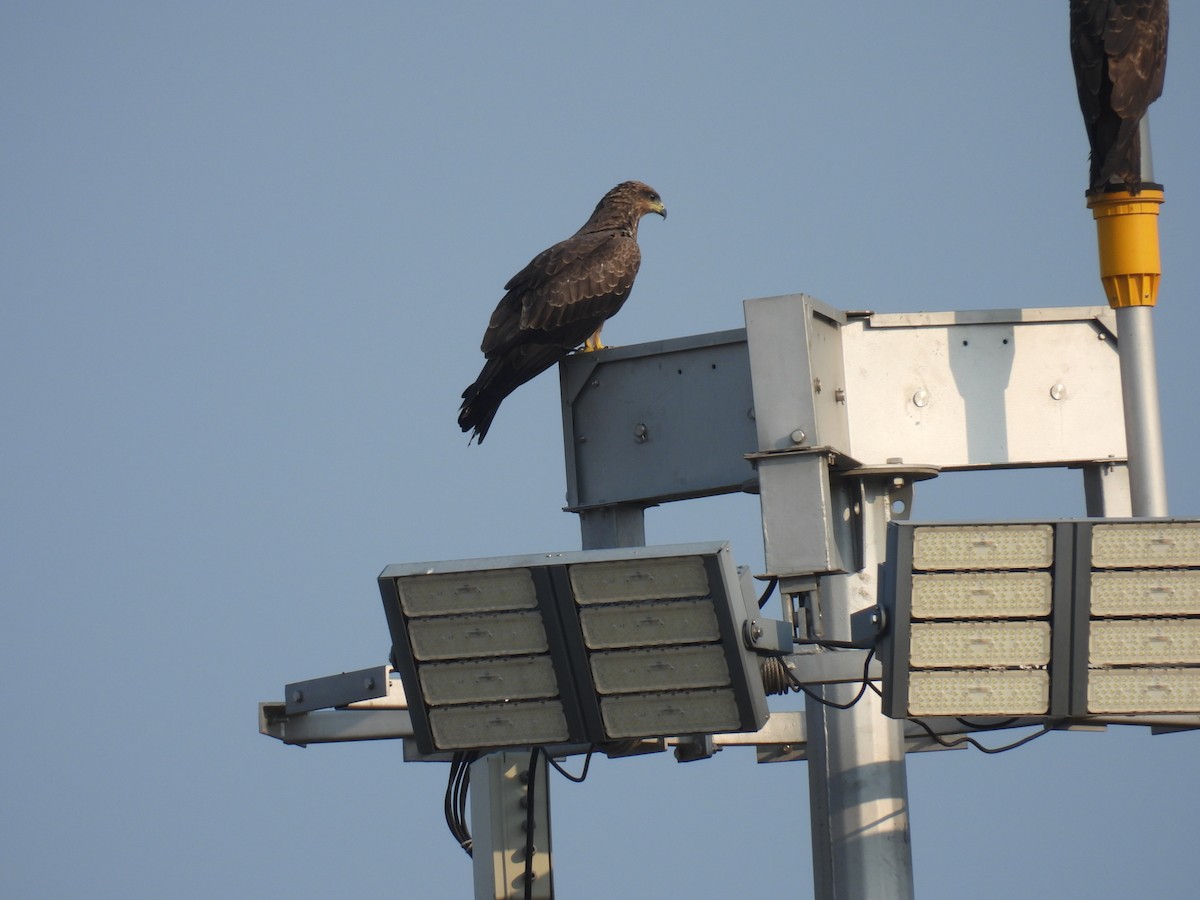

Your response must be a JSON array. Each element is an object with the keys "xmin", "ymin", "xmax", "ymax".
[
  {"xmin": 458, "ymin": 181, "xmax": 666, "ymax": 444},
  {"xmin": 1070, "ymin": 0, "xmax": 1169, "ymax": 193}
]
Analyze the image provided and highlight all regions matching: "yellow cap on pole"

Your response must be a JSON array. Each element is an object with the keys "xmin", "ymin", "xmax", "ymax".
[{"xmin": 1086, "ymin": 187, "xmax": 1164, "ymax": 308}]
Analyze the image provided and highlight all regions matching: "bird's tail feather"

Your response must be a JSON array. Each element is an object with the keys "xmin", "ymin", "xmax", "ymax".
[{"xmin": 458, "ymin": 347, "xmax": 564, "ymax": 444}]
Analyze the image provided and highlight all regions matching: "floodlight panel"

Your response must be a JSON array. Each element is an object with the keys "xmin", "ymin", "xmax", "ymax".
[
  {"xmin": 406, "ymin": 611, "xmax": 550, "ymax": 661},
  {"xmin": 599, "ymin": 688, "xmax": 742, "ymax": 738},
  {"xmin": 428, "ymin": 700, "xmax": 571, "ymax": 749},
  {"xmin": 396, "ymin": 568, "xmax": 538, "ymax": 616},
  {"xmin": 909, "ymin": 621, "xmax": 1051, "ymax": 668},
  {"xmin": 908, "ymin": 669, "xmax": 1050, "ymax": 716},
  {"xmin": 911, "ymin": 571, "xmax": 1053, "ymax": 619},
  {"xmin": 568, "ymin": 555, "xmax": 710, "ymax": 604},
  {"xmin": 1091, "ymin": 522, "xmax": 1200, "ymax": 569},
  {"xmin": 1091, "ymin": 570, "xmax": 1200, "ymax": 616},
  {"xmin": 381, "ymin": 541, "xmax": 769, "ymax": 749},
  {"xmin": 416, "ymin": 656, "xmax": 560, "ymax": 706},
  {"xmin": 589, "ymin": 645, "xmax": 731, "ymax": 694},
  {"xmin": 911, "ymin": 524, "xmax": 1054, "ymax": 571},
  {"xmin": 577, "ymin": 599, "xmax": 721, "ymax": 649},
  {"xmin": 1087, "ymin": 668, "xmax": 1200, "ymax": 714},
  {"xmin": 1089, "ymin": 619, "xmax": 1200, "ymax": 666}
]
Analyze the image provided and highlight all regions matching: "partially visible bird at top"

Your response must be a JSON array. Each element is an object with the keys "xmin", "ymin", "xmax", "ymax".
[
  {"xmin": 1069, "ymin": 0, "xmax": 1169, "ymax": 194},
  {"xmin": 458, "ymin": 181, "xmax": 667, "ymax": 444}
]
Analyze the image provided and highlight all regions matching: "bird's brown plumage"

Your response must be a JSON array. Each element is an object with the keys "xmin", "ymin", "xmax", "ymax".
[
  {"xmin": 1070, "ymin": 0, "xmax": 1169, "ymax": 193},
  {"xmin": 458, "ymin": 181, "xmax": 666, "ymax": 443}
]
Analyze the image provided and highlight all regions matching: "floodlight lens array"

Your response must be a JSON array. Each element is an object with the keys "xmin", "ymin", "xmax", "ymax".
[
  {"xmin": 909, "ymin": 621, "xmax": 1050, "ymax": 669},
  {"xmin": 1089, "ymin": 569, "xmax": 1200, "ymax": 617},
  {"xmin": 884, "ymin": 519, "xmax": 1200, "ymax": 721},
  {"xmin": 392, "ymin": 567, "xmax": 572, "ymax": 749},
  {"xmin": 908, "ymin": 670, "xmax": 1050, "ymax": 717},
  {"xmin": 911, "ymin": 571, "xmax": 1052, "ymax": 619},
  {"xmin": 1090, "ymin": 522, "xmax": 1200, "ymax": 569},
  {"xmin": 1086, "ymin": 668, "xmax": 1200, "ymax": 714},
  {"xmin": 428, "ymin": 700, "xmax": 570, "ymax": 750},
  {"xmin": 912, "ymin": 524, "xmax": 1054, "ymax": 571},
  {"xmin": 885, "ymin": 524, "xmax": 1058, "ymax": 718},
  {"xmin": 407, "ymin": 611, "xmax": 549, "ymax": 660},
  {"xmin": 568, "ymin": 558, "xmax": 744, "ymax": 740},
  {"xmin": 569, "ymin": 555, "xmax": 711, "ymax": 603},
  {"xmin": 1085, "ymin": 522, "xmax": 1200, "ymax": 714},
  {"xmin": 380, "ymin": 544, "xmax": 768, "ymax": 754}
]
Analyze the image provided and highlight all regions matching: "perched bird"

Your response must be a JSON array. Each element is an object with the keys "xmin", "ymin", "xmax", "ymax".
[
  {"xmin": 1069, "ymin": 0, "xmax": 1169, "ymax": 193},
  {"xmin": 458, "ymin": 181, "xmax": 666, "ymax": 443}
]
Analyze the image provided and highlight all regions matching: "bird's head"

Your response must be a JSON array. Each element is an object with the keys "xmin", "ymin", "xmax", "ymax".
[
  {"xmin": 620, "ymin": 181, "xmax": 667, "ymax": 220},
  {"xmin": 584, "ymin": 181, "xmax": 666, "ymax": 234}
]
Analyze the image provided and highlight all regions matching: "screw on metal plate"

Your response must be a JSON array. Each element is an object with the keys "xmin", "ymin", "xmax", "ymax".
[
  {"xmin": 634, "ymin": 423, "xmax": 649, "ymax": 443},
  {"xmin": 1050, "ymin": 383, "xmax": 1066, "ymax": 401},
  {"xmin": 912, "ymin": 389, "xmax": 929, "ymax": 408}
]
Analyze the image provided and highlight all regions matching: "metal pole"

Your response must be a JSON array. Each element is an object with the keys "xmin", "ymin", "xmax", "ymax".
[
  {"xmin": 806, "ymin": 476, "xmax": 915, "ymax": 899},
  {"xmin": 1116, "ymin": 113, "xmax": 1168, "ymax": 518},
  {"xmin": 1116, "ymin": 305, "xmax": 1169, "ymax": 516},
  {"xmin": 471, "ymin": 751, "xmax": 553, "ymax": 900}
]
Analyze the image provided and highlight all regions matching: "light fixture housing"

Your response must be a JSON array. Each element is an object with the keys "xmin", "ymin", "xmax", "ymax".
[
  {"xmin": 881, "ymin": 519, "xmax": 1200, "ymax": 721},
  {"xmin": 1074, "ymin": 521, "xmax": 1200, "ymax": 715},
  {"xmin": 880, "ymin": 522, "xmax": 1074, "ymax": 719},
  {"xmin": 379, "ymin": 542, "xmax": 769, "ymax": 754}
]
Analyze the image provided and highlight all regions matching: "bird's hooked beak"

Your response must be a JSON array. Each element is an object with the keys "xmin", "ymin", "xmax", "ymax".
[{"xmin": 651, "ymin": 200, "xmax": 667, "ymax": 220}]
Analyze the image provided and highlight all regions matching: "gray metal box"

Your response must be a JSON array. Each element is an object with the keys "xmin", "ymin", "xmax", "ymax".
[
  {"xmin": 841, "ymin": 306, "xmax": 1125, "ymax": 469},
  {"xmin": 559, "ymin": 330, "xmax": 757, "ymax": 509},
  {"xmin": 743, "ymin": 294, "xmax": 851, "ymax": 454}
]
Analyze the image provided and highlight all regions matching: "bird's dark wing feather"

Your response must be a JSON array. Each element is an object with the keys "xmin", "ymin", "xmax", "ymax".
[
  {"xmin": 1069, "ymin": 0, "xmax": 1168, "ymax": 191},
  {"xmin": 459, "ymin": 229, "xmax": 642, "ymax": 442},
  {"xmin": 1106, "ymin": 1, "xmax": 1168, "ymax": 118},
  {"xmin": 1070, "ymin": 0, "xmax": 1107, "ymax": 126},
  {"xmin": 481, "ymin": 230, "xmax": 640, "ymax": 355}
]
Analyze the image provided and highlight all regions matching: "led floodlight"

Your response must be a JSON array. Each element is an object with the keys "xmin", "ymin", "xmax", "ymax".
[
  {"xmin": 882, "ymin": 518, "xmax": 1200, "ymax": 721},
  {"xmin": 880, "ymin": 522, "xmax": 1074, "ymax": 720},
  {"xmin": 380, "ymin": 542, "xmax": 769, "ymax": 755},
  {"xmin": 1076, "ymin": 520, "xmax": 1200, "ymax": 715}
]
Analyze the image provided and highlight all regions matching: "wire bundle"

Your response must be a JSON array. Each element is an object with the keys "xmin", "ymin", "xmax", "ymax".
[
  {"xmin": 444, "ymin": 750, "xmax": 478, "ymax": 856},
  {"xmin": 441, "ymin": 744, "xmax": 596, "ymax": 897}
]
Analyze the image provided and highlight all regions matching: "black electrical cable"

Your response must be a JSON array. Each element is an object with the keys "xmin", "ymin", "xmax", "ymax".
[
  {"xmin": 523, "ymin": 748, "xmax": 540, "ymax": 900},
  {"xmin": 444, "ymin": 753, "xmax": 465, "ymax": 853},
  {"xmin": 786, "ymin": 646, "xmax": 878, "ymax": 710},
  {"xmin": 757, "ymin": 576, "xmax": 779, "ymax": 608},
  {"xmin": 794, "ymin": 637, "xmax": 876, "ymax": 650},
  {"xmin": 444, "ymin": 751, "xmax": 477, "ymax": 856},
  {"xmin": 908, "ymin": 715, "xmax": 1061, "ymax": 754},
  {"xmin": 955, "ymin": 716, "xmax": 1022, "ymax": 731},
  {"xmin": 543, "ymin": 746, "xmax": 594, "ymax": 783},
  {"xmin": 457, "ymin": 753, "xmax": 474, "ymax": 851}
]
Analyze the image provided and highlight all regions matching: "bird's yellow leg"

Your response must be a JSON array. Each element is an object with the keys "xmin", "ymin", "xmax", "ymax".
[{"xmin": 583, "ymin": 326, "xmax": 605, "ymax": 352}]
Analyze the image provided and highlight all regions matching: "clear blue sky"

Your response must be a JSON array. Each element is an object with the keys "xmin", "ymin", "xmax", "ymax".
[{"xmin": 3, "ymin": 3, "xmax": 1198, "ymax": 897}]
